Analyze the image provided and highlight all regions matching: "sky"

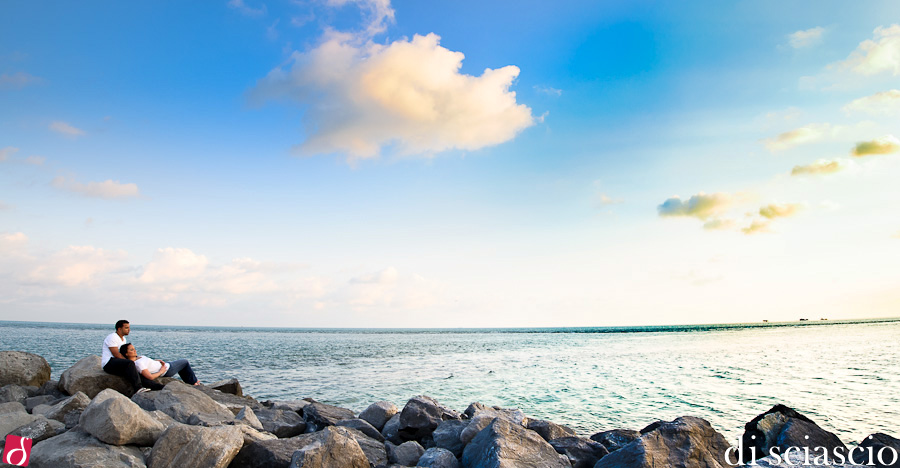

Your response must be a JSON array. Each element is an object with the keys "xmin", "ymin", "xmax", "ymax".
[{"xmin": 1, "ymin": 1, "xmax": 899, "ymax": 328}]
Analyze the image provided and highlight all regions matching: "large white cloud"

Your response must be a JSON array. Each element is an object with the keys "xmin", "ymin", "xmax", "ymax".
[
  {"xmin": 52, "ymin": 176, "xmax": 141, "ymax": 199},
  {"xmin": 252, "ymin": 32, "xmax": 534, "ymax": 160},
  {"xmin": 833, "ymin": 24, "xmax": 900, "ymax": 76}
]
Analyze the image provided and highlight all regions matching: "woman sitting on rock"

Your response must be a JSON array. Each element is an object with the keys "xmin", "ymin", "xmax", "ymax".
[{"xmin": 119, "ymin": 343, "xmax": 201, "ymax": 389}]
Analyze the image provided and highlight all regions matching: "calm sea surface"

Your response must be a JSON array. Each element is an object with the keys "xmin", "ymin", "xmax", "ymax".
[{"xmin": 1, "ymin": 319, "xmax": 898, "ymax": 444}]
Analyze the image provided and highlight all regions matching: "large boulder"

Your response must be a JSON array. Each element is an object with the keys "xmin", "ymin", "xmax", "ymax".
[
  {"xmin": 340, "ymin": 427, "xmax": 388, "ymax": 468},
  {"xmin": 589, "ymin": 428, "xmax": 640, "ymax": 453},
  {"xmin": 528, "ymin": 419, "xmax": 577, "ymax": 442},
  {"xmin": 383, "ymin": 413, "xmax": 405, "ymax": 444},
  {"xmin": 399, "ymin": 396, "xmax": 458, "ymax": 441},
  {"xmin": 58, "ymin": 355, "xmax": 132, "ymax": 398},
  {"xmin": 36, "ymin": 391, "xmax": 91, "ymax": 423},
  {"xmin": 288, "ymin": 426, "xmax": 370, "ymax": 468},
  {"xmin": 302, "ymin": 401, "xmax": 356, "ymax": 432},
  {"xmin": 337, "ymin": 418, "xmax": 385, "ymax": 442},
  {"xmin": 853, "ymin": 433, "xmax": 900, "ymax": 468},
  {"xmin": 433, "ymin": 419, "xmax": 468, "ymax": 457},
  {"xmin": 387, "ymin": 440, "xmax": 426, "ymax": 466},
  {"xmin": 460, "ymin": 409, "xmax": 527, "ymax": 446},
  {"xmin": 549, "ymin": 436, "xmax": 608, "ymax": 468},
  {"xmin": 418, "ymin": 447, "xmax": 460, "ymax": 468},
  {"xmin": 461, "ymin": 417, "xmax": 569, "ymax": 468},
  {"xmin": 593, "ymin": 416, "xmax": 735, "ymax": 468},
  {"xmin": 80, "ymin": 388, "xmax": 165, "ymax": 446},
  {"xmin": 148, "ymin": 424, "xmax": 244, "ymax": 468},
  {"xmin": 360, "ymin": 400, "xmax": 400, "ymax": 431},
  {"xmin": 231, "ymin": 427, "xmax": 366, "ymax": 468},
  {"xmin": 209, "ymin": 378, "xmax": 243, "ymax": 396},
  {"xmin": 8, "ymin": 415, "xmax": 66, "ymax": 444},
  {"xmin": 0, "ymin": 411, "xmax": 41, "ymax": 438},
  {"xmin": 28, "ymin": 428, "xmax": 146, "ymax": 468},
  {"xmin": 153, "ymin": 381, "xmax": 234, "ymax": 424},
  {"xmin": 0, "ymin": 351, "xmax": 51, "ymax": 387},
  {"xmin": 741, "ymin": 405, "xmax": 844, "ymax": 461},
  {"xmin": 255, "ymin": 408, "xmax": 307, "ymax": 438}
]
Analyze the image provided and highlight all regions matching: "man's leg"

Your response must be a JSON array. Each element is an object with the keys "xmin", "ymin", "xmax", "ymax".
[
  {"xmin": 163, "ymin": 359, "xmax": 198, "ymax": 385},
  {"xmin": 139, "ymin": 375, "xmax": 164, "ymax": 391},
  {"xmin": 102, "ymin": 358, "xmax": 142, "ymax": 393}
]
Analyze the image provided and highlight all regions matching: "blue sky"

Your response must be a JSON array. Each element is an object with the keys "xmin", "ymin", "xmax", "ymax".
[{"xmin": 2, "ymin": 1, "xmax": 899, "ymax": 327}]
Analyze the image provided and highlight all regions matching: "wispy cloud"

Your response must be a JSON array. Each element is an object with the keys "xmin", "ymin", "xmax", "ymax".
[
  {"xmin": 762, "ymin": 123, "xmax": 832, "ymax": 151},
  {"xmin": 534, "ymin": 85, "xmax": 563, "ymax": 97},
  {"xmin": 325, "ymin": 0, "xmax": 395, "ymax": 37},
  {"xmin": 831, "ymin": 24, "xmax": 900, "ymax": 76},
  {"xmin": 843, "ymin": 89, "xmax": 900, "ymax": 116},
  {"xmin": 0, "ymin": 72, "xmax": 43, "ymax": 90},
  {"xmin": 52, "ymin": 176, "xmax": 141, "ymax": 199},
  {"xmin": 788, "ymin": 27, "xmax": 825, "ymax": 49},
  {"xmin": 741, "ymin": 220, "xmax": 770, "ymax": 235},
  {"xmin": 228, "ymin": 0, "xmax": 267, "ymax": 17},
  {"xmin": 49, "ymin": 121, "xmax": 85, "ymax": 137},
  {"xmin": 791, "ymin": 159, "xmax": 846, "ymax": 176},
  {"xmin": 657, "ymin": 192, "xmax": 732, "ymax": 220},
  {"xmin": 852, "ymin": 134, "xmax": 900, "ymax": 157},
  {"xmin": 0, "ymin": 146, "xmax": 18, "ymax": 161}
]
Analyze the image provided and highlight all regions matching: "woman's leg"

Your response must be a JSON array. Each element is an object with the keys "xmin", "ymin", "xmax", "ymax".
[{"xmin": 163, "ymin": 359, "xmax": 198, "ymax": 384}]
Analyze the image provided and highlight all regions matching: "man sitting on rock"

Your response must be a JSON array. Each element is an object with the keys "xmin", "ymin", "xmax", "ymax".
[
  {"xmin": 120, "ymin": 343, "xmax": 201, "ymax": 387},
  {"xmin": 101, "ymin": 319, "xmax": 154, "ymax": 394}
]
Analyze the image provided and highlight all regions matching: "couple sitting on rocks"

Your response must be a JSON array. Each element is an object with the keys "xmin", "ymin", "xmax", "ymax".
[{"xmin": 100, "ymin": 319, "xmax": 200, "ymax": 394}]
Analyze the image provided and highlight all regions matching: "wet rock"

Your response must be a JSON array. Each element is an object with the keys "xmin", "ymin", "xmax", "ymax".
[
  {"xmin": 853, "ymin": 433, "xmax": 900, "ymax": 468},
  {"xmin": 417, "ymin": 447, "xmax": 460, "ymax": 468},
  {"xmin": 360, "ymin": 400, "xmax": 400, "ymax": 431},
  {"xmin": 432, "ymin": 419, "xmax": 468, "ymax": 457},
  {"xmin": 0, "ymin": 351, "xmax": 51, "ymax": 387},
  {"xmin": 80, "ymin": 388, "xmax": 165, "ymax": 446},
  {"xmin": 255, "ymin": 408, "xmax": 307, "ymax": 438},
  {"xmin": 28, "ymin": 428, "xmax": 146, "ymax": 468},
  {"xmin": 383, "ymin": 413, "xmax": 405, "ymax": 444},
  {"xmin": 39, "ymin": 391, "xmax": 90, "ymax": 423},
  {"xmin": 58, "ymin": 355, "xmax": 133, "ymax": 398},
  {"xmin": 461, "ymin": 417, "xmax": 568, "ymax": 468},
  {"xmin": 209, "ymin": 378, "xmax": 243, "ymax": 396},
  {"xmin": 388, "ymin": 440, "xmax": 426, "ymax": 466},
  {"xmin": 528, "ymin": 419, "xmax": 577, "ymax": 442},
  {"xmin": 7, "ymin": 415, "xmax": 66, "ymax": 444},
  {"xmin": 288, "ymin": 426, "xmax": 370, "ymax": 468},
  {"xmin": 593, "ymin": 416, "xmax": 735, "ymax": 468},
  {"xmin": 338, "ymin": 417, "xmax": 386, "ymax": 442},
  {"xmin": 589, "ymin": 428, "xmax": 640, "ymax": 452},
  {"xmin": 549, "ymin": 436, "xmax": 608, "ymax": 468},
  {"xmin": 148, "ymin": 424, "xmax": 244, "ymax": 468},
  {"xmin": 0, "ymin": 384, "xmax": 29, "ymax": 405},
  {"xmin": 741, "ymin": 405, "xmax": 843, "ymax": 461},
  {"xmin": 153, "ymin": 381, "xmax": 234, "ymax": 424},
  {"xmin": 302, "ymin": 401, "xmax": 356, "ymax": 432}
]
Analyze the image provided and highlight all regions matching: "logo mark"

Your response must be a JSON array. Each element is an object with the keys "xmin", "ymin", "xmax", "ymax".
[{"xmin": 3, "ymin": 435, "xmax": 32, "ymax": 467}]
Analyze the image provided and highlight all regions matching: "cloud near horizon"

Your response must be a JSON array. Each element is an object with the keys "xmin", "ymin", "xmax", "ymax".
[
  {"xmin": 791, "ymin": 159, "xmax": 846, "ymax": 176},
  {"xmin": 832, "ymin": 24, "xmax": 900, "ymax": 76},
  {"xmin": 852, "ymin": 135, "xmax": 900, "ymax": 156},
  {"xmin": 788, "ymin": 27, "xmax": 825, "ymax": 49},
  {"xmin": 52, "ymin": 176, "xmax": 141, "ymax": 199},
  {"xmin": 657, "ymin": 192, "xmax": 732, "ymax": 220}
]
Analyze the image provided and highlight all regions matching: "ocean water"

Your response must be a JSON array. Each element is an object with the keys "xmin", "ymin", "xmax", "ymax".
[{"xmin": 1, "ymin": 318, "xmax": 898, "ymax": 445}]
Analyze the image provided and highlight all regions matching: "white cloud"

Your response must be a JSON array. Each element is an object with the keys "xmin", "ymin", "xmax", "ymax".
[
  {"xmin": 788, "ymin": 27, "xmax": 825, "ymax": 49},
  {"xmin": 139, "ymin": 248, "xmax": 209, "ymax": 283},
  {"xmin": 762, "ymin": 123, "xmax": 832, "ymax": 151},
  {"xmin": 0, "ymin": 72, "xmax": 43, "ymax": 89},
  {"xmin": 29, "ymin": 245, "xmax": 128, "ymax": 287},
  {"xmin": 49, "ymin": 121, "xmax": 85, "ymax": 137},
  {"xmin": 266, "ymin": 19, "xmax": 280, "ymax": 40},
  {"xmin": 0, "ymin": 146, "xmax": 18, "ymax": 161},
  {"xmin": 832, "ymin": 24, "xmax": 900, "ymax": 76},
  {"xmin": 852, "ymin": 134, "xmax": 900, "ymax": 157},
  {"xmin": 228, "ymin": 0, "xmax": 267, "ymax": 17},
  {"xmin": 0, "ymin": 232, "xmax": 28, "ymax": 252},
  {"xmin": 24, "ymin": 155, "xmax": 45, "ymax": 165},
  {"xmin": 338, "ymin": 266, "xmax": 441, "ymax": 310},
  {"xmin": 791, "ymin": 159, "xmax": 846, "ymax": 176},
  {"xmin": 326, "ymin": 0, "xmax": 395, "ymax": 37},
  {"xmin": 741, "ymin": 220, "xmax": 770, "ymax": 235},
  {"xmin": 657, "ymin": 192, "xmax": 733, "ymax": 220},
  {"xmin": 52, "ymin": 176, "xmax": 141, "ymax": 199},
  {"xmin": 252, "ymin": 32, "xmax": 534, "ymax": 160},
  {"xmin": 703, "ymin": 218, "xmax": 737, "ymax": 231},
  {"xmin": 843, "ymin": 89, "xmax": 900, "ymax": 116},
  {"xmin": 759, "ymin": 202, "xmax": 803, "ymax": 219},
  {"xmin": 535, "ymin": 85, "xmax": 562, "ymax": 97}
]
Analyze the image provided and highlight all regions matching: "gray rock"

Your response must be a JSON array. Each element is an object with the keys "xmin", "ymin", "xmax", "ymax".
[
  {"xmin": 741, "ymin": 405, "xmax": 844, "ymax": 462},
  {"xmin": 775, "ymin": 418, "xmax": 845, "ymax": 457},
  {"xmin": 853, "ymin": 433, "xmax": 900, "ymax": 467},
  {"xmin": 0, "ymin": 384, "xmax": 29, "ymax": 405},
  {"xmin": 340, "ymin": 426, "xmax": 388, "ymax": 468},
  {"xmin": 302, "ymin": 401, "xmax": 356, "ymax": 432},
  {"xmin": 80, "ymin": 388, "xmax": 165, "ymax": 446},
  {"xmin": 271, "ymin": 399, "xmax": 310, "ymax": 413},
  {"xmin": 26, "ymin": 395, "xmax": 61, "ymax": 412},
  {"xmin": 41, "ymin": 391, "xmax": 91, "ymax": 423},
  {"xmin": 460, "ymin": 413, "xmax": 501, "ymax": 445},
  {"xmin": 589, "ymin": 428, "xmax": 640, "ymax": 452},
  {"xmin": 0, "ymin": 401, "xmax": 26, "ymax": 415},
  {"xmin": 236, "ymin": 406, "xmax": 264, "ymax": 431},
  {"xmin": 417, "ymin": 447, "xmax": 460, "ymax": 468},
  {"xmin": 463, "ymin": 403, "xmax": 489, "ymax": 419},
  {"xmin": 209, "ymin": 378, "xmax": 243, "ymax": 396},
  {"xmin": 58, "ymin": 355, "xmax": 133, "ymax": 398},
  {"xmin": 399, "ymin": 396, "xmax": 457, "ymax": 441},
  {"xmin": 549, "ymin": 436, "xmax": 608, "ymax": 468},
  {"xmin": 64, "ymin": 409, "xmax": 82, "ymax": 429},
  {"xmin": 433, "ymin": 419, "xmax": 468, "ymax": 457},
  {"xmin": 36, "ymin": 380, "xmax": 65, "ymax": 399},
  {"xmin": 148, "ymin": 410, "xmax": 179, "ymax": 430},
  {"xmin": 153, "ymin": 381, "xmax": 234, "ymax": 424},
  {"xmin": 388, "ymin": 440, "xmax": 426, "ymax": 466},
  {"xmin": 231, "ymin": 427, "xmax": 361, "ymax": 468},
  {"xmin": 132, "ymin": 389, "xmax": 160, "ymax": 411},
  {"xmin": 0, "ymin": 410, "xmax": 40, "ymax": 437},
  {"xmin": 528, "ymin": 419, "xmax": 577, "ymax": 442},
  {"xmin": 593, "ymin": 416, "xmax": 734, "ymax": 468},
  {"xmin": 360, "ymin": 400, "xmax": 400, "ymax": 431},
  {"xmin": 338, "ymin": 417, "xmax": 386, "ymax": 442},
  {"xmin": 148, "ymin": 424, "xmax": 244, "ymax": 468},
  {"xmin": 383, "ymin": 413, "xmax": 405, "ymax": 444},
  {"xmin": 0, "ymin": 351, "xmax": 51, "ymax": 387},
  {"xmin": 28, "ymin": 428, "xmax": 147, "ymax": 468},
  {"xmin": 30, "ymin": 403, "xmax": 51, "ymax": 415},
  {"xmin": 196, "ymin": 384, "xmax": 263, "ymax": 412},
  {"xmin": 8, "ymin": 415, "xmax": 66, "ymax": 444},
  {"xmin": 288, "ymin": 426, "xmax": 370, "ymax": 468},
  {"xmin": 236, "ymin": 423, "xmax": 278, "ymax": 446},
  {"xmin": 255, "ymin": 408, "xmax": 307, "ymax": 438},
  {"xmin": 462, "ymin": 417, "xmax": 568, "ymax": 468}
]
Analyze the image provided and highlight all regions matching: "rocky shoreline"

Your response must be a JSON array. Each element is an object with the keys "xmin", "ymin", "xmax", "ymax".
[{"xmin": 1, "ymin": 350, "xmax": 898, "ymax": 468}]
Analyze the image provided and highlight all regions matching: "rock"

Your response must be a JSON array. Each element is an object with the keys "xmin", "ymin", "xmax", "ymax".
[
  {"xmin": 41, "ymin": 391, "xmax": 90, "ymax": 423},
  {"xmin": 399, "ymin": 396, "xmax": 459, "ymax": 441},
  {"xmin": 302, "ymin": 401, "xmax": 356, "ymax": 431},
  {"xmin": 255, "ymin": 408, "xmax": 307, "ymax": 438},
  {"xmin": 383, "ymin": 413, "xmax": 405, "ymax": 444},
  {"xmin": 528, "ymin": 419, "xmax": 577, "ymax": 442},
  {"xmin": 775, "ymin": 418, "xmax": 845, "ymax": 457},
  {"xmin": 433, "ymin": 419, "xmax": 468, "ymax": 457},
  {"xmin": 58, "ymin": 355, "xmax": 133, "ymax": 398},
  {"xmin": 153, "ymin": 381, "xmax": 234, "ymax": 424},
  {"xmin": 148, "ymin": 424, "xmax": 243, "ymax": 468},
  {"xmin": 417, "ymin": 447, "xmax": 460, "ymax": 468},
  {"xmin": 464, "ymin": 403, "xmax": 489, "ymax": 419},
  {"xmin": 196, "ymin": 385, "xmax": 263, "ymax": 412},
  {"xmin": 360, "ymin": 400, "xmax": 400, "ymax": 431},
  {"xmin": 64, "ymin": 409, "xmax": 82, "ymax": 429},
  {"xmin": 271, "ymin": 400, "xmax": 309, "ymax": 413},
  {"xmin": 209, "ymin": 378, "xmax": 243, "ymax": 396},
  {"xmin": 36, "ymin": 380, "xmax": 65, "ymax": 399},
  {"xmin": 148, "ymin": 410, "xmax": 179, "ymax": 430},
  {"xmin": 741, "ymin": 405, "xmax": 843, "ymax": 461},
  {"xmin": 132, "ymin": 389, "xmax": 160, "ymax": 411},
  {"xmin": 0, "ymin": 401, "xmax": 26, "ymax": 415},
  {"xmin": 853, "ymin": 433, "xmax": 900, "ymax": 468},
  {"xmin": 237, "ymin": 423, "xmax": 278, "ymax": 446},
  {"xmin": 0, "ymin": 411, "xmax": 40, "ymax": 437},
  {"xmin": 461, "ymin": 411, "xmax": 522, "ymax": 445},
  {"xmin": 750, "ymin": 450, "xmax": 869, "ymax": 467},
  {"xmin": 80, "ymin": 388, "xmax": 165, "ymax": 446},
  {"xmin": 461, "ymin": 417, "xmax": 568, "ymax": 468},
  {"xmin": 231, "ymin": 427, "xmax": 364, "ymax": 468},
  {"xmin": 28, "ymin": 428, "xmax": 147, "ymax": 468},
  {"xmin": 340, "ymin": 426, "xmax": 388, "ymax": 468},
  {"xmin": 593, "ymin": 416, "xmax": 734, "ymax": 468},
  {"xmin": 288, "ymin": 426, "xmax": 370, "ymax": 468},
  {"xmin": 0, "ymin": 351, "xmax": 51, "ymax": 387},
  {"xmin": 0, "ymin": 384, "xmax": 29, "ymax": 405},
  {"xmin": 466, "ymin": 405, "xmax": 528, "ymax": 427},
  {"xmin": 26, "ymin": 395, "xmax": 60, "ymax": 412},
  {"xmin": 589, "ymin": 428, "xmax": 641, "ymax": 452},
  {"xmin": 388, "ymin": 440, "xmax": 426, "ymax": 466},
  {"xmin": 8, "ymin": 415, "xmax": 66, "ymax": 444},
  {"xmin": 338, "ymin": 418, "xmax": 385, "ymax": 442},
  {"xmin": 549, "ymin": 436, "xmax": 608, "ymax": 468},
  {"xmin": 235, "ymin": 406, "xmax": 264, "ymax": 431}
]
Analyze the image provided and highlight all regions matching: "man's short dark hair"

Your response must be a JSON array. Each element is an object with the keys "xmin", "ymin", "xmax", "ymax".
[{"xmin": 115, "ymin": 320, "xmax": 129, "ymax": 330}]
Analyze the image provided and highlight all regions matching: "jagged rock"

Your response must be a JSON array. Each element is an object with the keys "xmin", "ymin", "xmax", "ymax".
[
  {"xmin": 288, "ymin": 426, "xmax": 370, "ymax": 468},
  {"xmin": 26, "ymin": 395, "xmax": 60, "ymax": 412},
  {"xmin": 383, "ymin": 413, "xmax": 405, "ymax": 444},
  {"xmin": 589, "ymin": 428, "xmax": 641, "ymax": 452},
  {"xmin": 0, "ymin": 384, "xmax": 29, "ymax": 405},
  {"xmin": 338, "ymin": 418, "xmax": 385, "ymax": 442},
  {"xmin": 28, "ymin": 428, "xmax": 146, "ymax": 468},
  {"xmin": 80, "ymin": 389, "xmax": 165, "ymax": 446},
  {"xmin": 741, "ymin": 405, "xmax": 844, "ymax": 461},
  {"xmin": 594, "ymin": 416, "xmax": 734, "ymax": 468},
  {"xmin": 852, "ymin": 433, "xmax": 900, "ymax": 468},
  {"xmin": 7, "ymin": 415, "xmax": 66, "ymax": 444},
  {"xmin": 271, "ymin": 400, "xmax": 309, "ymax": 413},
  {"xmin": 388, "ymin": 440, "xmax": 426, "ymax": 466},
  {"xmin": 209, "ymin": 378, "xmax": 243, "ymax": 396},
  {"xmin": 433, "ymin": 419, "xmax": 468, "ymax": 457},
  {"xmin": 528, "ymin": 419, "xmax": 577, "ymax": 441},
  {"xmin": 196, "ymin": 385, "xmax": 263, "ymax": 412},
  {"xmin": 0, "ymin": 401, "xmax": 26, "ymax": 415},
  {"xmin": 0, "ymin": 411, "xmax": 40, "ymax": 437},
  {"xmin": 153, "ymin": 381, "xmax": 234, "ymax": 424},
  {"xmin": 237, "ymin": 423, "xmax": 278, "ymax": 446},
  {"xmin": 340, "ymin": 426, "xmax": 388, "ymax": 468},
  {"xmin": 549, "ymin": 436, "xmax": 608, "ymax": 468},
  {"xmin": 399, "ymin": 396, "xmax": 458, "ymax": 441},
  {"xmin": 235, "ymin": 406, "xmax": 264, "ymax": 431},
  {"xmin": 59, "ymin": 355, "xmax": 133, "ymax": 398},
  {"xmin": 302, "ymin": 401, "xmax": 355, "ymax": 431},
  {"xmin": 461, "ymin": 417, "xmax": 568, "ymax": 468},
  {"xmin": 148, "ymin": 424, "xmax": 243, "ymax": 468},
  {"xmin": 148, "ymin": 410, "xmax": 179, "ymax": 430},
  {"xmin": 39, "ymin": 391, "xmax": 90, "ymax": 423},
  {"xmin": 417, "ymin": 447, "xmax": 460, "ymax": 468},
  {"xmin": 464, "ymin": 403, "xmax": 489, "ymax": 419},
  {"xmin": 132, "ymin": 389, "xmax": 159, "ymax": 411},
  {"xmin": 0, "ymin": 351, "xmax": 51, "ymax": 387},
  {"xmin": 360, "ymin": 400, "xmax": 400, "ymax": 431},
  {"xmin": 36, "ymin": 380, "xmax": 65, "ymax": 399},
  {"xmin": 460, "ymin": 409, "xmax": 527, "ymax": 446},
  {"xmin": 255, "ymin": 408, "xmax": 307, "ymax": 438}
]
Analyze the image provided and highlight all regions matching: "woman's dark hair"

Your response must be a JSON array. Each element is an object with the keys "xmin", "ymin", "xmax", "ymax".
[
  {"xmin": 119, "ymin": 343, "xmax": 133, "ymax": 356},
  {"xmin": 115, "ymin": 320, "xmax": 129, "ymax": 330}
]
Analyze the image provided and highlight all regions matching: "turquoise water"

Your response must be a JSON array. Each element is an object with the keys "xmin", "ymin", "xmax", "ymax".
[{"xmin": 1, "ymin": 318, "xmax": 898, "ymax": 445}]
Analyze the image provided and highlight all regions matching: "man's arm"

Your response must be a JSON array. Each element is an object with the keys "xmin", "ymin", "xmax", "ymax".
[{"xmin": 110, "ymin": 347, "xmax": 125, "ymax": 359}]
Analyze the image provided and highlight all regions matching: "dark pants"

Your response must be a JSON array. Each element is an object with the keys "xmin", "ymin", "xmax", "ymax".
[
  {"xmin": 103, "ymin": 358, "xmax": 144, "ymax": 392},
  {"xmin": 163, "ymin": 359, "xmax": 198, "ymax": 384}
]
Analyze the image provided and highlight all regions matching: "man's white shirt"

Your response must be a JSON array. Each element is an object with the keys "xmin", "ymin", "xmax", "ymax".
[{"xmin": 101, "ymin": 332, "xmax": 125, "ymax": 367}]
